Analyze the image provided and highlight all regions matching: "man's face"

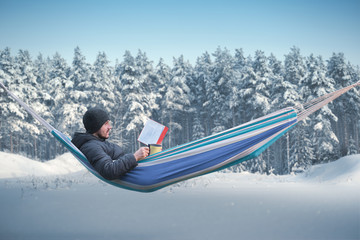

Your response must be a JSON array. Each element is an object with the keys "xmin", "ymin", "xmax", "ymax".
[{"xmin": 94, "ymin": 120, "xmax": 112, "ymax": 139}]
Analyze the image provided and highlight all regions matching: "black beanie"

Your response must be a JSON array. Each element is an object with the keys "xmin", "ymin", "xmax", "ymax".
[{"xmin": 83, "ymin": 107, "xmax": 110, "ymax": 134}]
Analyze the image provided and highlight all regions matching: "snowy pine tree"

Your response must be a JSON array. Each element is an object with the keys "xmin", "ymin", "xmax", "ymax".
[
  {"xmin": 327, "ymin": 53, "xmax": 355, "ymax": 156},
  {"xmin": 154, "ymin": 58, "xmax": 170, "ymax": 119},
  {"xmin": 194, "ymin": 52, "xmax": 212, "ymax": 137},
  {"xmin": 91, "ymin": 52, "xmax": 115, "ymax": 111},
  {"xmin": 205, "ymin": 47, "xmax": 234, "ymax": 134},
  {"xmin": 241, "ymin": 50, "xmax": 273, "ymax": 174},
  {"xmin": 162, "ymin": 55, "xmax": 191, "ymax": 147},
  {"xmin": 118, "ymin": 51, "xmax": 151, "ymax": 151},
  {"xmin": 0, "ymin": 48, "xmax": 16, "ymax": 152},
  {"xmin": 0, "ymin": 48, "xmax": 24, "ymax": 154},
  {"xmin": 269, "ymin": 54, "xmax": 300, "ymax": 173},
  {"xmin": 63, "ymin": 47, "xmax": 91, "ymax": 135},
  {"xmin": 229, "ymin": 49, "xmax": 246, "ymax": 127},
  {"xmin": 135, "ymin": 50, "xmax": 159, "ymax": 122},
  {"xmin": 283, "ymin": 47, "xmax": 310, "ymax": 172},
  {"xmin": 302, "ymin": 54, "xmax": 338, "ymax": 163},
  {"xmin": 14, "ymin": 50, "xmax": 50, "ymax": 158},
  {"xmin": 46, "ymin": 53, "xmax": 71, "ymax": 131}
]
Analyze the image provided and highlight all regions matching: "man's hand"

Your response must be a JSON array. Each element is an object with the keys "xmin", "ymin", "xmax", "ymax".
[{"xmin": 134, "ymin": 147, "xmax": 150, "ymax": 161}]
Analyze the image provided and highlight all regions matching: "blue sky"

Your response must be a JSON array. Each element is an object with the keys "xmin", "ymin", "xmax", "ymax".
[{"xmin": 1, "ymin": 0, "xmax": 359, "ymax": 66}]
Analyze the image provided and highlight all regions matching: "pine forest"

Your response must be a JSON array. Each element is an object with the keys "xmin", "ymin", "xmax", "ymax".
[{"xmin": 0, "ymin": 46, "xmax": 359, "ymax": 175}]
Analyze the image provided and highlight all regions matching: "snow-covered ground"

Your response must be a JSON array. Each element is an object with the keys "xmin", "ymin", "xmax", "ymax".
[{"xmin": 0, "ymin": 151, "xmax": 359, "ymax": 240}]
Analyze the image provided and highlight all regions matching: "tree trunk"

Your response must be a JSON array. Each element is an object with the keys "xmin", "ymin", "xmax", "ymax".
[
  {"xmin": 356, "ymin": 120, "xmax": 359, "ymax": 153},
  {"xmin": 34, "ymin": 137, "xmax": 37, "ymax": 160},
  {"xmin": 343, "ymin": 115, "xmax": 348, "ymax": 156},
  {"xmin": 286, "ymin": 133, "xmax": 290, "ymax": 173},
  {"xmin": 10, "ymin": 133, "xmax": 13, "ymax": 153},
  {"xmin": 168, "ymin": 115, "xmax": 172, "ymax": 148}
]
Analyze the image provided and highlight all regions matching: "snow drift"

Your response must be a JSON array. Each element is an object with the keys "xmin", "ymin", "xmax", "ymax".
[
  {"xmin": 0, "ymin": 151, "xmax": 359, "ymax": 185},
  {"xmin": 0, "ymin": 152, "xmax": 83, "ymax": 179}
]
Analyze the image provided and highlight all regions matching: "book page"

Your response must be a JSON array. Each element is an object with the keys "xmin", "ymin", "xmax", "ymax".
[{"xmin": 138, "ymin": 119, "xmax": 168, "ymax": 145}]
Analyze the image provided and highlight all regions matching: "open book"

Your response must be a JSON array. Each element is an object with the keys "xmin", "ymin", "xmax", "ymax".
[{"xmin": 138, "ymin": 119, "xmax": 168, "ymax": 145}]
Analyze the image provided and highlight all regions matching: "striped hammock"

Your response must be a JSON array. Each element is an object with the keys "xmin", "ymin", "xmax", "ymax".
[{"xmin": 1, "ymin": 81, "xmax": 359, "ymax": 192}]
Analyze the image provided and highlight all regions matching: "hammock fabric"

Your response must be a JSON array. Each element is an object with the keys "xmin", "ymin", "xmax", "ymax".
[{"xmin": 1, "ymin": 81, "xmax": 359, "ymax": 192}]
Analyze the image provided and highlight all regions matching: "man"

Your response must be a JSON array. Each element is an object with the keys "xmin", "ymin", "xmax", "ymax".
[{"xmin": 71, "ymin": 107, "xmax": 149, "ymax": 180}]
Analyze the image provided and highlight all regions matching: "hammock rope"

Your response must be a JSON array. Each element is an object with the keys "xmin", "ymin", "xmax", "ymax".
[
  {"xmin": 1, "ymin": 81, "xmax": 358, "ymax": 192},
  {"xmin": 294, "ymin": 81, "xmax": 360, "ymax": 121},
  {"xmin": 0, "ymin": 81, "xmax": 55, "ymax": 132}
]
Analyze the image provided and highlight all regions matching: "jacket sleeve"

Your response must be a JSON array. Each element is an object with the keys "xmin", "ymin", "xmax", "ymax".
[{"xmin": 81, "ymin": 141, "xmax": 138, "ymax": 180}]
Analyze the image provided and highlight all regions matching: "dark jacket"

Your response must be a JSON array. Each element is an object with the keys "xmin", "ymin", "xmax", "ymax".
[{"xmin": 71, "ymin": 132, "xmax": 138, "ymax": 180}]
